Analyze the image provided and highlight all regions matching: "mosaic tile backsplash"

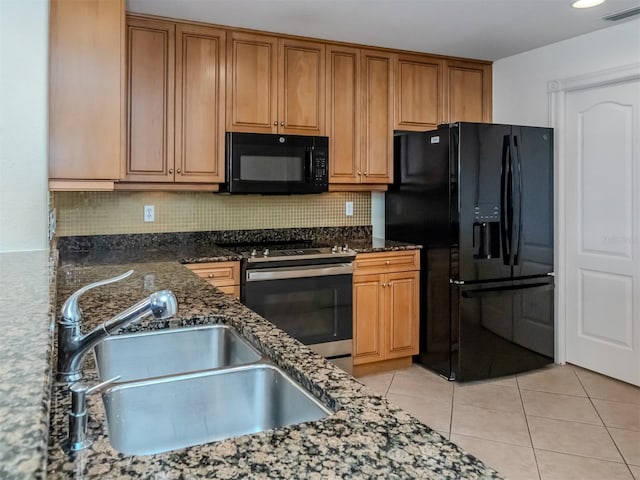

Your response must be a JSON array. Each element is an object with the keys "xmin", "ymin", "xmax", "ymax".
[{"xmin": 54, "ymin": 191, "xmax": 371, "ymax": 236}]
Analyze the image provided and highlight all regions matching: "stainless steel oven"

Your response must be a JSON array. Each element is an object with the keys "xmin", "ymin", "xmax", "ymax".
[{"xmin": 241, "ymin": 246, "xmax": 355, "ymax": 364}]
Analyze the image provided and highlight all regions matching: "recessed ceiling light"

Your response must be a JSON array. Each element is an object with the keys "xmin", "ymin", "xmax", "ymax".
[{"xmin": 572, "ymin": 0, "xmax": 606, "ymax": 8}]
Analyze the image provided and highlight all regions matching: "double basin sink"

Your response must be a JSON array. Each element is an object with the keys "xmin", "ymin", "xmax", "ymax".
[{"xmin": 93, "ymin": 325, "xmax": 331, "ymax": 455}]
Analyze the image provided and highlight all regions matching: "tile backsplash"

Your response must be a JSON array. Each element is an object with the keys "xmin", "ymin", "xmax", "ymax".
[{"xmin": 54, "ymin": 191, "xmax": 371, "ymax": 236}]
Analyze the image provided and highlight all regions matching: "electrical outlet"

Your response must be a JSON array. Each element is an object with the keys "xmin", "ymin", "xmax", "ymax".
[
  {"xmin": 144, "ymin": 205, "xmax": 155, "ymax": 222},
  {"xmin": 345, "ymin": 201, "xmax": 354, "ymax": 216}
]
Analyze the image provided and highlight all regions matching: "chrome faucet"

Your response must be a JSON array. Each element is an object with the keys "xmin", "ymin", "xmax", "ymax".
[{"xmin": 56, "ymin": 270, "xmax": 178, "ymax": 384}]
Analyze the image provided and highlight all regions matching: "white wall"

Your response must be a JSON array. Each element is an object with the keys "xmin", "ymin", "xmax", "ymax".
[
  {"xmin": 493, "ymin": 18, "xmax": 640, "ymax": 126},
  {"xmin": 0, "ymin": 0, "xmax": 49, "ymax": 252}
]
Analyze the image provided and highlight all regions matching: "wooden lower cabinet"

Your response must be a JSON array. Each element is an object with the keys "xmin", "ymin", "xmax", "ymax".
[
  {"xmin": 353, "ymin": 250, "xmax": 420, "ymax": 375},
  {"xmin": 184, "ymin": 262, "xmax": 240, "ymax": 299}
]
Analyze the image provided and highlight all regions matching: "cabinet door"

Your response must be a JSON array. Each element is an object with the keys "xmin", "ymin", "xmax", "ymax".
[
  {"xmin": 327, "ymin": 45, "xmax": 360, "ymax": 184},
  {"xmin": 386, "ymin": 270, "xmax": 420, "ymax": 359},
  {"xmin": 395, "ymin": 54, "xmax": 443, "ymax": 131},
  {"xmin": 175, "ymin": 24, "xmax": 226, "ymax": 183},
  {"xmin": 278, "ymin": 39, "xmax": 325, "ymax": 135},
  {"xmin": 227, "ymin": 32, "xmax": 278, "ymax": 133},
  {"xmin": 49, "ymin": 0, "xmax": 123, "ymax": 180},
  {"xmin": 361, "ymin": 50, "xmax": 393, "ymax": 184},
  {"xmin": 444, "ymin": 60, "xmax": 492, "ymax": 123},
  {"xmin": 353, "ymin": 274, "xmax": 385, "ymax": 365},
  {"xmin": 124, "ymin": 17, "xmax": 175, "ymax": 182}
]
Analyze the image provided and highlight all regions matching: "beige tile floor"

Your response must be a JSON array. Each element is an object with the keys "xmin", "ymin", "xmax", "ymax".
[{"xmin": 359, "ymin": 363, "xmax": 640, "ymax": 480}]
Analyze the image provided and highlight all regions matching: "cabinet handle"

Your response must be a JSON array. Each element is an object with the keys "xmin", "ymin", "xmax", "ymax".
[
  {"xmin": 273, "ymin": 121, "xmax": 278, "ymax": 126},
  {"xmin": 177, "ymin": 168, "xmax": 181, "ymax": 174},
  {"xmin": 169, "ymin": 168, "xmax": 173, "ymax": 174},
  {"xmin": 280, "ymin": 121, "xmax": 285, "ymax": 126}
]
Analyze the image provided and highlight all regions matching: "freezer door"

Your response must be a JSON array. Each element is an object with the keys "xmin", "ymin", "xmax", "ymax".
[
  {"xmin": 511, "ymin": 126, "xmax": 554, "ymax": 277},
  {"xmin": 452, "ymin": 278, "xmax": 554, "ymax": 382},
  {"xmin": 456, "ymin": 123, "xmax": 513, "ymax": 282}
]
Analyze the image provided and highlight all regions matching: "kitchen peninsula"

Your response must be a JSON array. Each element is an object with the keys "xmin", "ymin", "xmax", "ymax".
[{"xmin": 0, "ymin": 229, "xmax": 501, "ymax": 479}]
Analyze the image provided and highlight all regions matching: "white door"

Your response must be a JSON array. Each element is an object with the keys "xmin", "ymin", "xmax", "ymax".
[{"xmin": 565, "ymin": 79, "xmax": 640, "ymax": 386}]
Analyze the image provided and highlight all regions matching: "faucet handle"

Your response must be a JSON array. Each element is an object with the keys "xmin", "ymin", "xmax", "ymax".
[
  {"xmin": 64, "ymin": 376, "xmax": 120, "ymax": 453},
  {"xmin": 61, "ymin": 270, "xmax": 134, "ymax": 325},
  {"xmin": 69, "ymin": 376, "xmax": 121, "ymax": 415}
]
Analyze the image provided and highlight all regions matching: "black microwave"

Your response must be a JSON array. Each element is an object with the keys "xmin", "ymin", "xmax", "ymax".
[{"xmin": 225, "ymin": 132, "xmax": 329, "ymax": 194}]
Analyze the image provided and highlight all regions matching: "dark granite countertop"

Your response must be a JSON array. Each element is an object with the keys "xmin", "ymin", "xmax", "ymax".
[
  {"xmin": 0, "ymin": 250, "xmax": 56, "ymax": 479},
  {"xmin": 57, "ymin": 229, "xmax": 422, "ymax": 267},
  {"xmin": 2, "ymin": 239, "xmax": 497, "ymax": 479}
]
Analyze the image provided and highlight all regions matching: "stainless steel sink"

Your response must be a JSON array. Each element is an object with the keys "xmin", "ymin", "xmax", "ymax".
[
  {"xmin": 102, "ymin": 364, "xmax": 331, "ymax": 455},
  {"xmin": 94, "ymin": 325, "xmax": 261, "ymax": 382}
]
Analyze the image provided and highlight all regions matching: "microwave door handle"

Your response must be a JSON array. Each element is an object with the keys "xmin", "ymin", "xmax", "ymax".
[{"xmin": 306, "ymin": 146, "xmax": 314, "ymax": 183}]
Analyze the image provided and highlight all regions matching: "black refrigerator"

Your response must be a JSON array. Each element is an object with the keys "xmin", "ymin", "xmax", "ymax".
[{"xmin": 386, "ymin": 122, "xmax": 555, "ymax": 381}]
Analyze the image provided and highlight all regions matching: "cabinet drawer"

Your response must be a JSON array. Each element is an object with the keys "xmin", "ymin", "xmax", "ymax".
[
  {"xmin": 185, "ymin": 262, "xmax": 240, "ymax": 287},
  {"xmin": 354, "ymin": 250, "xmax": 420, "ymax": 275}
]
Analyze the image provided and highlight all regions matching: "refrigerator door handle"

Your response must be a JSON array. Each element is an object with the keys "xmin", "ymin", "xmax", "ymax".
[
  {"xmin": 512, "ymin": 135, "xmax": 523, "ymax": 266},
  {"xmin": 500, "ymin": 136, "xmax": 512, "ymax": 265}
]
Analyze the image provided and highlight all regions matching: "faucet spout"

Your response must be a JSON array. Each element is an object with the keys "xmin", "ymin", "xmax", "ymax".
[{"xmin": 56, "ymin": 287, "xmax": 178, "ymax": 384}]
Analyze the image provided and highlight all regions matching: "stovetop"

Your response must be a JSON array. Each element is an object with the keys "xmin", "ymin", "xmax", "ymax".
[{"xmin": 219, "ymin": 241, "xmax": 355, "ymax": 263}]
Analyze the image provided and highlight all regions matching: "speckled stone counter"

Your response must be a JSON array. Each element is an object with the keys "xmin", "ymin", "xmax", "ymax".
[
  {"xmin": 2, "ymin": 241, "xmax": 498, "ymax": 479},
  {"xmin": 0, "ymin": 250, "xmax": 56, "ymax": 479},
  {"xmin": 43, "ymin": 259, "xmax": 499, "ymax": 479},
  {"xmin": 347, "ymin": 237, "xmax": 422, "ymax": 254},
  {"xmin": 57, "ymin": 227, "xmax": 422, "ymax": 266}
]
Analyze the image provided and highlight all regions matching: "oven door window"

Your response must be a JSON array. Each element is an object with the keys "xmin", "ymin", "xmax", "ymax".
[{"xmin": 244, "ymin": 273, "xmax": 352, "ymax": 346}]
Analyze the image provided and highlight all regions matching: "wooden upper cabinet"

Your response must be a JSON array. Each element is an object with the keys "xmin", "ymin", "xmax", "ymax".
[
  {"xmin": 279, "ymin": 39, "xmax": 325, "ymax": 135},
  {"xmin": 123, "ymin": 17, "xmax": 226, "ymax": 184},
  {"xmin": 227, "ymin": 33, "xmax": 325, "ymax": 134},
  {"xmin": 361, "ymin": 50, "xmax": 393, "ymax": 184},
  {"xmin": 327, "ymin": 45, "xmax": 360, "ymax": 184},
  {"xmin": 395, "ymin": 54, "xmax": 443, "ymax": 131},
  {"xmin": 175, "ymin": 24, "xmax": 226, "ymax": 183},
  {"xmin": 124, "ymin": 17, "xmax": 175, "ymax": 182},
  {"xmin": 49, "ymin": 0, "xmax": 124, "ymax": 181},
  {"xmin": 227, "ymin": 32, "xmax": 278, "ymax": 133},
  {"xmin": 444, "ymin": 59, "xmax": 492, "ymax": 123}
]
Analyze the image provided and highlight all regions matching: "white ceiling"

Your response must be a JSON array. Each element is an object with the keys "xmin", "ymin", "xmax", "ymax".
[{"xmin": 127, "ymin": 0, "xmax": 640, "ymax": 61}]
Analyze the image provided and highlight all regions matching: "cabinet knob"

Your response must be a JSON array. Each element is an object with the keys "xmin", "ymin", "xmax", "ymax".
[
  {"xmin": 208, "ymin": 273, "xmax": 214, "ymax": 278},
  {"xmin": 169, "ymin": 168, "xmax": 173, "ymax": 174},
  {"xmin": 177, "ymin": 168, "xmax": 181, "ymax": 174},
  {"xmin": 273, "ymin": 121, "xmax": 278, "ymax": 126},
  {"xmin": 280, "ymin": 121, "xmax": 285, "ymax": 126},
  {"xmin": 385, "ymin": 260, "xmax": 390, "ymax": 265},
  {"xmin": 357, "ymin": 171, "xmax": 362, "ymax": 176},
  {"xmin": 364, "ymin": 171, "xmax": 368, "ymax": 176}
]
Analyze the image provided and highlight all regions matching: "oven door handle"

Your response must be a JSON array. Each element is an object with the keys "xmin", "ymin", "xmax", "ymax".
[{"xmin": 246, "ymin": 263, "xmax": 353, "ymax": 282}]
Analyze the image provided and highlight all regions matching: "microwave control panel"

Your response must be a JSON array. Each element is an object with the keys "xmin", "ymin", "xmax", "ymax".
[{"xmin": 313, "ymin": 151, "xmax": 328, "ymax": 185}]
